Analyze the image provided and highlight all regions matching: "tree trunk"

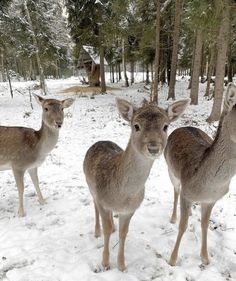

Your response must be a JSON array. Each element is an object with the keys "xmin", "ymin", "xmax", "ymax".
[
  {"xmin": 0, "ymin": 50, "xmax": 6, "ymax": 82},
  {"xmin": 122, "ymin": 39, "xmax": 129, "ymax": 87},
  {"xmin": 205, "ymin": 44, "xmax": 216, "ymax": 97},
  {"xmin": 190, "ymin": 30, "xmax": 203, "ymax": 105},
  {"xmin": 100, "ymin": 43, "xmax": 106, "ymax": 93},
  {"xmin": 152, "ymin": 0, "xmax": 161, "ymax": 103},
  {"xmin": 130, "ymin": 61, "xmax": 135, "ymax": 84},
  {"xmin": 146, "ymin": 64, "xmax": 150, "ymax": 84},
  {"xmin": 23, "ymin": 0, "xmax": 46, "ymax": 94},
  {"xmin": 200, "ymin": 44, "xmax": 205, "ymax": 82},
  {"xmin": 207, "ymin": 0, "xmax": 230, "ymax": 122},
  {"xmin": 227, "ymin": 21, "xmax": 233, "ymax": 83},
  {"xmin": 168, "ymin": 0, "xmax": 182, "ymax": 100},
  {"xmin": 160, "ymin": 48, "xmax": 166, "ymax": 84}
]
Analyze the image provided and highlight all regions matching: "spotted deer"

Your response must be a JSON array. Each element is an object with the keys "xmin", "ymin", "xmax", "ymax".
[
  {"xmin": 0, "ymin": 95, "xmax": 74, "ymax": 217},
  {"xmin": 164, "ymin": 83, "xmax": 236, "ymax": 266},
  {"xmin": 83, "ymin": 97, "xmax": 190, "ymax": 271}
]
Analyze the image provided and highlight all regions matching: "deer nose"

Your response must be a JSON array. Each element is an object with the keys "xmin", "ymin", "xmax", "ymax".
[
  {"xmin": 147, "ymin": 144, "xmax": 162, "ymax": 155},
  {"xmin": 55, "ymin": 121, "xmax": 63, "ymax": 128}
]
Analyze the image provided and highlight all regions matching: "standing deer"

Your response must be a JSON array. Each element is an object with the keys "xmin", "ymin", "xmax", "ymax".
[
  {"xmin": 83, "ymin": 97, "xmax": 189, "ymax": 271},
  {"xmin": 0, "ymin": 95, "xmax": 74, "ymax": 217},
  {"xmin": 165, "ymin": 83, "xmax": 236, "ymax": 266}
]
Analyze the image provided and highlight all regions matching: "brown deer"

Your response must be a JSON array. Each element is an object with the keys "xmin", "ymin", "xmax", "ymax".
[
  {"xmin": 0, "ymin": 94, "xmax": 74, "ymax": 217},
  {"xmin": 83, "ymin": 97, "xmax": 190, "ymax": 271},
  {"xmin": 165, "ymin": 83, "xmax": 236, "ymax": 266}
]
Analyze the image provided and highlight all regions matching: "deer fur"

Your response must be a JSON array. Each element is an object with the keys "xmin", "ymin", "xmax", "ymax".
[
  {"xmin": 164, "ymin": 83, "xmax": 236, "ymax": 266},
  {"xmin": 83, "ymin": 97, "xmax": 190, "ymax": 271},
  {"xmin": 0, "ymin": 95, "xmax": 74, "ymax": 217}
]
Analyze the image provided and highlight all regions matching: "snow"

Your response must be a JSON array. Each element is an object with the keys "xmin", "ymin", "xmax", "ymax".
[
  {"xmin": 0, "ymin": 76, "xmax": 236, "ymax": 281},
  {"xmin": 83, "ymin": 45, "xmax": 108, "ymax": 65}
]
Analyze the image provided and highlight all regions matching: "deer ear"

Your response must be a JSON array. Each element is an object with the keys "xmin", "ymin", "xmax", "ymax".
[
  {"xmin": 116, "ymin": 98, "xmax": 136, "ymax": 122},
  {"xmin": 62, "ymin": 98, "xmax": 75, "ymax": 108},
  {"xmin": 224, "ymin": 83, "xmax": 236, "ymax": 113},
  {"xmin": 33, "ymin": 94, "xmax": 44, "ymax": 105},
  {"xmin": 167, "ymin": 98, "xmax": 190, "ymax": 122}
]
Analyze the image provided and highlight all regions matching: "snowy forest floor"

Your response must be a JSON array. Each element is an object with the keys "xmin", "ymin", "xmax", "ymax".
[{"xmin": 0, "ymin": 77, "xmax": 236, "ymax": 281}]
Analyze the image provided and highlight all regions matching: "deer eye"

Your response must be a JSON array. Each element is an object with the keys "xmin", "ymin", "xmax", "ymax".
[
  {"xmin": 134, "ymin": 124, "xmax": 140, "ymax": 132},
  {"xmin": 44, "ymin": 107, "xmax": 49, "ymax": 112},
  {"xmin": 163, "ymin": 125, "xmax": 168, "ymax": 132}
]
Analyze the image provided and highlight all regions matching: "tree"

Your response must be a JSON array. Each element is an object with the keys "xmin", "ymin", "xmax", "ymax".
[
  {"xmin": 152, "ymin": 0, "xmax": 160, "ymax": 103},
  {"xmin": 207, "ymin": 0, "xmax": 230, "ymax": 122},
  {"xmin": 167, "ymin": 0, "xmax": 182, "ymax": 100},
  {"xmin": 66, "ymin": 0, "xmax": 113, "ymax": 90},
  {"xmin": 190, "ymin": 30, "xmax": 203, "ymax": 105}
]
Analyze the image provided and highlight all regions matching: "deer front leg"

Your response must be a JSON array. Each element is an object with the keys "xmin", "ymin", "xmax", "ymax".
[
  {"xmin": 169, "ymin": 194, "xmax": 191, "ymax": 266},
  {"xmin": 12, "ymin": 169, "xmax": 26, "ymax": 217},
  {"xmin": 200, "ymin": 202, "xmax": 215, "ymax": 265},
  {"xmin": 28, "ymin": 168, "xmax": 45, "ymax": 205},
  {"xmin": 99, "ymin": 205, "xmax": 113, "ymax": 270},
  {"xmin": 117, "ymin": 212, "xmax": 134, "ymax": 271}
]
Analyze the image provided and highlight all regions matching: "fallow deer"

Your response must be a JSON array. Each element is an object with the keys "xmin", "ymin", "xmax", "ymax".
[
  {"xmin": 165, "ymin": 83, "xmax": 236, "ymax": 266},
  {"xmin": 83, "ymin": 97, "xmax": 190, "ymax": 271},
  {"xmin": 0, "ymin": 95, "xmax": 74, "ymax": 217}
]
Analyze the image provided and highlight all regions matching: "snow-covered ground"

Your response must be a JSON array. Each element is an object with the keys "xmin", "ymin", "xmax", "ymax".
[{"xmin": 0, "ymin": 77, "xmax": 235, "ymax": 281}]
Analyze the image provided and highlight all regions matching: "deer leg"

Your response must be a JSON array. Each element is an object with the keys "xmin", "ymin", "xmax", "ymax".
[
  {"xmin": 117, "ymin": 212, "xmax": 134, "ymax": 271},
  {"xmin": 99, "ymin": 205, "xmax": 113, "ymax": 270},
  {"xmin": 169, "ymin": 170, "xmax": 180, "ymax": 224},
  {"xmin": 12, "ymin": 169, "xmax": 26, "ymax": 217},
  {"xmin": 200, "ymin": 202, "xmax": 215, "ymax": 265},
  {"xmin": 28, "ymin": 168, "xmax": 45, "ymax": 205},
  {"xmin": 169, "ymin": 193, "xmax": 191, "ymax": 266},
  {"xmin": 94, "ymin": 201, "xmax": 101, "ymax": 238},
  {"xmin": 170, "ymin": 188, "xmax": 180, "ymax": 224},
  {"xmin": 111, "ymin": 212, "xmax": 116, "ymax": 233}
]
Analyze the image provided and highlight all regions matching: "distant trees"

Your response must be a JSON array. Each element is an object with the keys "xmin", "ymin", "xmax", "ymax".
[
  {"xmin": 0, "ymin": 0, "xmax": 71, "ymax": 91},
  {"xmin": 1, "ymin": 0, "xmax": 236, "ymax": 119}
]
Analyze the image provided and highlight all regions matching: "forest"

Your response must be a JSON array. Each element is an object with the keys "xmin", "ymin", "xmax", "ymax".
[
  {"xmin": 0, "ymin": 1, "xmax": 236, "ymax": 281},
  {"xmin": 1, "ymin": 0, "xmax": 236, "ymax": 121}
]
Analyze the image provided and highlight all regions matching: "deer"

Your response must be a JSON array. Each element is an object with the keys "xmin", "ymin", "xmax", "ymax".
[
  {"xmin": 164, "ymin": 83, "xmax": 236, "ymax": 266},
  {"xmin": 0, "ymin": 94, "xmax": 74, "ymax": 217},
  {"xmin": 83, "ymin": 97, "xmax": 190, "ymax": 271}
]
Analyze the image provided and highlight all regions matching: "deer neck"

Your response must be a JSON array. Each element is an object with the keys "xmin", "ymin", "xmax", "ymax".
[
  {"xmin": 37, "ymin": 121, "xmax": 59, "ymax": 155},
  {"xmin": 201, "ymin": 119, "xmax": 236, "ymax": 183},
  {"xmin": 119, "ymin": 140, "xmax": 154, "ymax": 189}
]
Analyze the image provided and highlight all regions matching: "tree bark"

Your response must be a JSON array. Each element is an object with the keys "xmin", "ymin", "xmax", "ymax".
[
  {"xmin": 146, "ymin": 64, "xmax": 150, "ymax": 84},
  {"xmin": 122, "ymin": 39, "xmax": 129, "ymax": 87},
  {"xmin": 207, "ymin": 0, "xmax": 230, "ymax": 122},
  {"xmin": 190, "ymin": 30, "xmax": 203, "ymax": 105},
  {"xmin": 168, "ymin": 0, "xmax": 182, "ymax": 100},
  {"xmin": 152, "ymin": 0, "xmax": 161, "ymax": 103},
  {"xmin": 205, "ymin": 44, "xmax": 216, "ymax": 97},
  {"xmin": 100, "ymin": 43, "xmax": 106, "ymax": 93}
]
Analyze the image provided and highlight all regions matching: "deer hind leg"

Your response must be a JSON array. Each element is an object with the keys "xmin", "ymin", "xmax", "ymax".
[
  {"xmin": 200, "ymin": 202, "xmax": 215, "ymax": 265},
  {"xmin": 94, "ymin": 201, "xmax": 101, "ymax": 238},
  {"xmin": 169, "ymin": 169, "xmax": 181, "ymax": 224},
  {"xmin": 111, "ymin": 212, "xmax": 116, "ymax": 233},
  {"xmin": 12, "ymin": 169, "xmax": 26, "ymax": 217},
  {"xmin": 117, "ymin": 212, "xmax": 134, "ymax": 271},
  {"xmin": 28, "ymin": 168, "xmax": 45, "ymax": 205},
  {"xmin": 98, "ymin": 204, "xmax": 113, "ymax": 270},
  {"xmin": 169, "ymin": 193, "xmax": 191, "ymax": 266}
]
